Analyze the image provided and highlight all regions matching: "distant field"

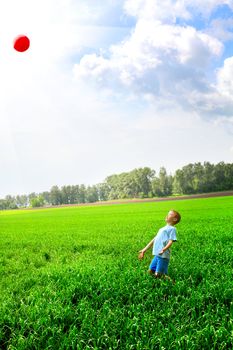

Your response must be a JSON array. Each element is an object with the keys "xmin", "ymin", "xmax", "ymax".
[{"xmin": 1, "ymin": 196, "xmax": 233, "ymax": 349}]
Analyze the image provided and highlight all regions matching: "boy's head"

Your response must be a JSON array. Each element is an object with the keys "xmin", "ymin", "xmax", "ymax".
[{"xmin": 165, "ymin": 210, "xmax": 181, "ymax": 226}]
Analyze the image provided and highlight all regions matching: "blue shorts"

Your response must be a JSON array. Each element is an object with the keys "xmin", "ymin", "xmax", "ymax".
[{"xmin": 149, "ymin": 255, "xmax": 169, "ymax": 275}]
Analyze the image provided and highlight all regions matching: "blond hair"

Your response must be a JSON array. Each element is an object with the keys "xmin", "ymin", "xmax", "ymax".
[{"xmin": 171, "ymin": 210, "xmax": 181, "ymax": 224}]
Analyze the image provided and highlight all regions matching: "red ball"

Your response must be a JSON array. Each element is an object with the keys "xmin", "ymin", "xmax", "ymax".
[{"xmin": 13, "ymin": 35, "xmax": 30, "ymax": 52}]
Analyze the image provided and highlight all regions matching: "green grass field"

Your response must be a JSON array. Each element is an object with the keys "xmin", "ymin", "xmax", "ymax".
[{"xmin": 1, "ymin": 196, "xmax": 233, "ymax": 350}]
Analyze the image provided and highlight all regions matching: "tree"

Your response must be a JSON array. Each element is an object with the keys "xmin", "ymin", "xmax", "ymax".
[
  {"xmin": 213, "ymin": 162, "xmax": 227, "ymax": 191},
  {"xmin": 97, "ymin": 183, "xmax": 110, "ymax": 201},
  {"xmin": 105, "ymin": 167, "xmax": 156, "ymax": 199},
  {"xmin": 72, "ymin": 185, "xmax": 81, "ymax": 203},
  {"xmin": 61, "ymin": 185, "xmax": 72, "ymax": 204},
  {"xmin": 86, "ymin": 185, "xmax": 99, "ymax": 203},
  {"xmin": 223, "ymin": 163, "xmax": 233, "ymax": 190},
  {"xmin": 50, "ymin": 186, "xmax": 62, "ymax": 205},
  {"xmin": 78, "ymin": 184, "xmax": 86, "ymax": 203},
  {"xmin": 202, "ymin": 162, "xmax": 215, "ymax": 193},
  {"xmin": 0, "ymin": 199, "xmax": 7, "ymax": 210},
  {"xmin": 105, "ymin": 174, "xmax": 121, "ymax": 200},
  {"xmin": 192, "ymin": 163, "xmax": 205, "ymax": 193},
  {"xmin": 16, "ymin": 194, "xmax": 28, "ymax": 208},
  {"xmin": 152, "ymin": 167, "xmax": 172, "ymax": 196},
  {"xmin": 172, "ymin": 164, "xmax": 197, "ymax": 194},
  {"xmin": 4, "ymin": 195, "xmax": 18, "ymax": 209},
  {"xmin": 31, "ymin": 195, "xmax": 45, "ymax": 208},
  {"xmin": 41, "ymin": 191, "xmax": 51, "ymax": 205},
  {"xmin": 28, "ymin": 192, "xmax": 37, "ymax": 201},
  {"xmin": 128, "ymin": 168, "xmax": 155, "ymax": 198}
]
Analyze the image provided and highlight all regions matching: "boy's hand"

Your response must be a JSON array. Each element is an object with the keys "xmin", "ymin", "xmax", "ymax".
[
  {"xmin": 138, "ymin": 250, "xmax": 144, "ymax": 260},
  {"xmin": 159, "ymin": 249, "xmax": 164, "ymax": 255}
]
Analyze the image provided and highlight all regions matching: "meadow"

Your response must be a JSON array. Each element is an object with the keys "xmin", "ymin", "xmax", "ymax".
[{"xmin": 1, "ymin": 196, "xmax": 233, "ymax": 350}]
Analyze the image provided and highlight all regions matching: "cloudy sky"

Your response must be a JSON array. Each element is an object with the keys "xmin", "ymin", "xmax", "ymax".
[{"xmin": 0, "ymin": 0, "xmax": 233, "ymax": 197}]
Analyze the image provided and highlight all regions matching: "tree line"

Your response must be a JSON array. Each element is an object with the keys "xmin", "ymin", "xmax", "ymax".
[{"xmin": 1, "ymin": 161, "xmax": 232, "ymax": 210}]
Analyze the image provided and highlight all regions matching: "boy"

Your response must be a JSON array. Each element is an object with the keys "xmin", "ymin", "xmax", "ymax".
[{"xmin": 138, "ymin": 210, "xmax": 181, "ymax": 278}]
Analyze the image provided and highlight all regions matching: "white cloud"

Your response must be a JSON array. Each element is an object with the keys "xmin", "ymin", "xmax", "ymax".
[
  {"xmin": 183, "ymin": 0, "xmax": 233, "ymax": 19},
  {"xmin": 124, "ymin": 0, "xmax": 190, "ymax": 22},
  {"xmin": 216, "ymin": 57, "xmax": 233, "ymax": 96},
  {"xmin": 72, "ymin": 0, "xmax": 233, "ymax": 123},
  {"xmin": 214, "ymin": 116, "xmax": 233, "ymax": 133},
  {"xmin": 124, "ymin": 0, "xmax": 233, "ymax": 21},
  {"xmin": 206, "ymin": 18, "xmax": 233, "ymax": 41},
  {"xmin": 74, "ymin": 19, "xmax": 223, "ymax": 108}
]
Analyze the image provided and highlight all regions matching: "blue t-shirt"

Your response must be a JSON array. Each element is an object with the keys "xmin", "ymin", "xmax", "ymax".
[{"xmin": 152, "ymin": 225, "xmax": 177, "ymax": 259}]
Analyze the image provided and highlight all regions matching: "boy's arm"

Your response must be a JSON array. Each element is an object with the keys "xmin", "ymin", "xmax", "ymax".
[
  {"xmin": 159, "ymin": 240, "xmax": 173, "ymax": 255},
  {"xmin": 138, "ymin": 238, "xmax": 154, "ymax": 260}
]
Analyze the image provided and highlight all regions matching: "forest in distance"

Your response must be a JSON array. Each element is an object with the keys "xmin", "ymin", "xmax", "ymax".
[{"xmin": 1, "ymin": 161, "xmax": 233, "ymax": 210}]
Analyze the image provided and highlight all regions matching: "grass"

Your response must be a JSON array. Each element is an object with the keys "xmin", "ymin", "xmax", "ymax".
[{"xmin": 1, "ymin": 196, "xmax": 233, "ymax": 349}]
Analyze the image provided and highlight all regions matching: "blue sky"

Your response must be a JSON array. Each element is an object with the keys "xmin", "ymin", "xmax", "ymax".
[{"xmin": 0, "ymin": 0, "xmax": 233, "ymax": 197}]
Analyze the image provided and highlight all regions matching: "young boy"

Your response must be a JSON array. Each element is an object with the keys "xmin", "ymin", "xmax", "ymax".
[{"xmin": 138, "ymin": 210, "xmax": 181, "ymax": 278}]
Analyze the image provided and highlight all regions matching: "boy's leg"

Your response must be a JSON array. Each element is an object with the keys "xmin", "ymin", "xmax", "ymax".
[
  {"xmin": 154, "ymin": 272, "xmax": 163, "ymax": 278},
  {"xmin": 154, "ymin": 273, "xmax": 171, "ymax": 280},
  {"xmin": 148, "ymin": 256, "xmax": 158, "ymax": 275},
  {"xmin": 154, "ymin": 257, "xmax": 169, "ymax": 278}
]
